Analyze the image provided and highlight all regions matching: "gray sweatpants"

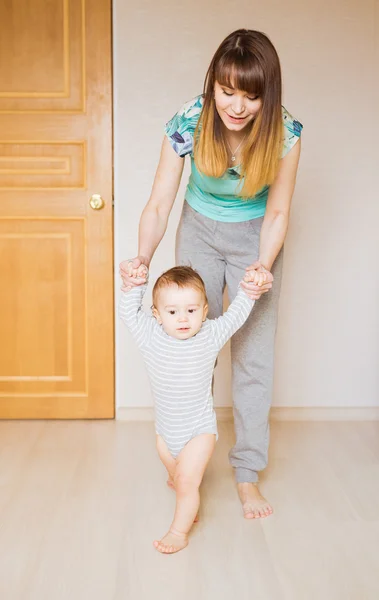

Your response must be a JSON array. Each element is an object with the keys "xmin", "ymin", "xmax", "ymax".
[{"xmin": 176, "ymin": 201, "xmax": 283, "ymax": 483}]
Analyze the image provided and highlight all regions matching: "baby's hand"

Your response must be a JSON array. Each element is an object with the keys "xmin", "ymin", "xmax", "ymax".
[
  {"xmin": 125, "ymin": 260, "xmax": 148, "ymax": 280},
  {"xmin": 120, "ymin": 258, "xmax": 148, "ymax": 292},
  {"xmin": 243, "ymin": 269, "xmax": 268, "ymax": 287},
  {"xmin": 241, "ymin": 262, "xmax": 273, "ymax": 300}
]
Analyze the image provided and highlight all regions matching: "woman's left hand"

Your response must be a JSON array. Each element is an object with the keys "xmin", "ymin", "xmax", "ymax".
[{"xmin": 241, "ymin": 261, "xmax": 273, "ymax": 300}]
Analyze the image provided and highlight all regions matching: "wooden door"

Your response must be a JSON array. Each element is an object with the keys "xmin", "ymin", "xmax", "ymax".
[{"xmin": 0, "ymin": 0, "xmax": 114, "ymax": 418}]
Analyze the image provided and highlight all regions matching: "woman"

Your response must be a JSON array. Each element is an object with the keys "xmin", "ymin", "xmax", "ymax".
[{"xmin": 120, "ymin": 29, "xmax": 302, "ymax": 518}]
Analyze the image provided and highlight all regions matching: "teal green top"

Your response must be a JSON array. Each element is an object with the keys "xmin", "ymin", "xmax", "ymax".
[{"xmin": 165, "ymin": 94, "xmax": 303, "ymax": 223}]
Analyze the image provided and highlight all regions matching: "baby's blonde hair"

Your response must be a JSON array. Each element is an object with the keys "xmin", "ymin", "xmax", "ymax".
[{"xmin": 152, "ymin": 266, "xmax": 208, "ymax": 307}]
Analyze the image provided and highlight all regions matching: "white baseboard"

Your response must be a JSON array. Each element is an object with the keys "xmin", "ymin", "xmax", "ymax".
[
  {"xmin": 269, "ymin": 407, "xmax": 379, "ymax": 421},
  {"xmin": 116, "ymin": 406, "xmax": 379, "ymax": 422}
]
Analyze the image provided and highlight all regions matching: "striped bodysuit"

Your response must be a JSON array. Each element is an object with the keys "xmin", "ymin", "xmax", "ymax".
[{"xmin": 119, "ymin": 285, "xmax": 254, "ymax": 458}]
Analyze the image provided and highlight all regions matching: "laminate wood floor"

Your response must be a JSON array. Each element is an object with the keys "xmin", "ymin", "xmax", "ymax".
[{"xmin": 0, "ymin": 420, "xmax": 378, "ymax": 600}]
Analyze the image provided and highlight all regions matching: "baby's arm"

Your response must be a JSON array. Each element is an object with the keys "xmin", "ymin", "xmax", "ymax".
[
  {"xmin": 209, "ymin": 286, "xmax": 255, "ymax": 351},
  {"xmin": 118, "ymin": 283, "xmax": 156, "ymax": 349}
]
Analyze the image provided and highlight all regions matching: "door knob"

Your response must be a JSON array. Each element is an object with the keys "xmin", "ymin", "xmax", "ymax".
[{"xmin": 89, "ymin": 194, "xmax": 105, "ymax": 210}]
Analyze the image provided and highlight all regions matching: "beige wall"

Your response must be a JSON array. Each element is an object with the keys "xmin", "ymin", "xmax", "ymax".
[{"xmin": 113, "ymin": 0, "xmax": 379, "ymax": 409}]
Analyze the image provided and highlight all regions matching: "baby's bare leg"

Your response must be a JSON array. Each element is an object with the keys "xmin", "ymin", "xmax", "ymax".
[
  {"xmin": 156, "ymin": 434, "xmax": 176, "ymax": 488},
  {"xmin": 154, "ymin": 433, "xmax": 216, "ymax": 554},
  {"xmin": 156, "ymin": 434, "xmax": 199, "ymax": 520}
]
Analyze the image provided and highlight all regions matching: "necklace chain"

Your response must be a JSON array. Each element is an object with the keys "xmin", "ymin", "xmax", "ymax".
[{"xmin": 225, "ymin": 135, "xmax": 247, "ymax": 162}]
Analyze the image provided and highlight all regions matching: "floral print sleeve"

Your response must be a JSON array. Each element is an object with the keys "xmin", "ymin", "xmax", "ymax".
[
  {"xmin": 282, "ymin": 106, "xmax": 303, "ymax": 158},
  {"xmin": 164, "ymin": 95, "xmax": 204, "ymax": 157}
]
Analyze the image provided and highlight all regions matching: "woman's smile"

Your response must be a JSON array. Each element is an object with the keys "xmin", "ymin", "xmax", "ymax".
[{"xmin": 226, "ymin": 113, "xmax": 249, "ymax": 124}]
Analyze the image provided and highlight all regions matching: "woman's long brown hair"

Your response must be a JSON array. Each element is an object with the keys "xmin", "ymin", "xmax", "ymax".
[{"xmin": 194, "ymin": 29, "xmax": 283, "ymax": 198}]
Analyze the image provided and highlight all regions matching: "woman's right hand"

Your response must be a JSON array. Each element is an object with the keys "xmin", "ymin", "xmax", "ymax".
[
  {"xmin": 119, "ymin": 256, "xmax": 149, "ymax": 291},
  {"xmin": 241, "ymin": 261, "xmax": 273, "ymax": 300}
]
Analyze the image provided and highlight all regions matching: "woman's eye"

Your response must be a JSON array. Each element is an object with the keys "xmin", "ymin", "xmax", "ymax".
[
  {"xmin": 222, "ymin": 90, "xmax": 233, "ymax": 96},
  {"xmin": 248, "ymin": 96, "xmax": 259, "ymax": 101}
]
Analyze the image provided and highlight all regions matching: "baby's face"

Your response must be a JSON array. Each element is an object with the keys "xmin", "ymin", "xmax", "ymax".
[{"xmin": 153, "ymin": 285, "xmax": 208, "ymax": 340}]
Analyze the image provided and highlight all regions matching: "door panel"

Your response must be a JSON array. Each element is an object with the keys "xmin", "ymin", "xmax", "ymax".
[{"xmin": 0, "ymin": 0, "xmax": 114, "ymax": 418}]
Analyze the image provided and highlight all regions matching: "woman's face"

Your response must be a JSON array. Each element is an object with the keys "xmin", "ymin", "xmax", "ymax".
[{"xmin": 214, "ymin": 80, "xmax": 262, "ymax": 132}]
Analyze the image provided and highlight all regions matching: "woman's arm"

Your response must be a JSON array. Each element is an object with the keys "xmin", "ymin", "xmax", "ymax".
[
  {"xmin": 138, "ymin": 137, "xmax": 185, "ymax": 265},
  {"xmin": 241, "ymin": 138, "xmax": 301, "ymax": 299},
  {"xmin": 258, "ymin": 137, "xmax": 301, "ymax": 270},
  {"xmin": 120, "ymin": 137, "xmax": 184, "ymax": 285}
]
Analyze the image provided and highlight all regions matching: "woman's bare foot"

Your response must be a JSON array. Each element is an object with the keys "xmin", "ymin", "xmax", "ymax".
[
  {"xmin": 237, "ymin": 482, "xmax": 273, "ymax": 519},
  {"xmin": 153, "ymin": 529, "xmax": 188, "ymax": 554}
]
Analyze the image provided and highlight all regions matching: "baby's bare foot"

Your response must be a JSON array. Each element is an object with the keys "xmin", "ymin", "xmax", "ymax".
[
  {"xmin": 237, "ymin": 482, "xmax": 273, "ymax": 519},
  {"xmin": 153, "ymin": 529, "xmax": 188, "ymax": 554}
]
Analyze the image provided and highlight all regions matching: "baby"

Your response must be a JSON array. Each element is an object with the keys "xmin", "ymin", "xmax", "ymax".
[{"xmin": 119, "ymin": 264, "xmax": 262, "ymax": 554}]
